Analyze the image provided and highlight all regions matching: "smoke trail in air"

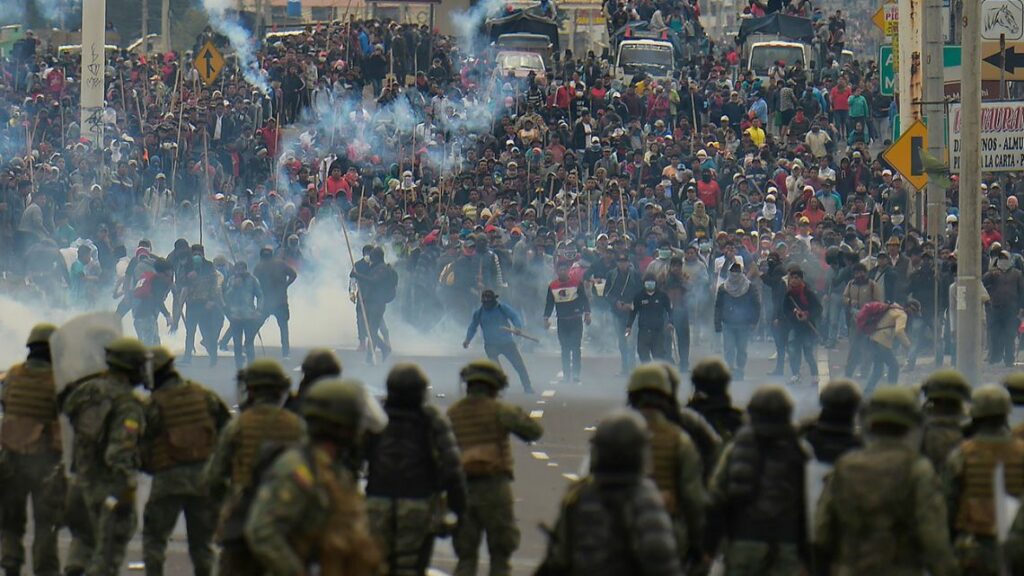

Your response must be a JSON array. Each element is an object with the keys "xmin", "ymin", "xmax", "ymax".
[
  {"xmin": 200, "ymin": 0, "xmax": 271, "ymax": 95},
  {"xmin": 0, "ymin": 1, "xmax": 26, "ymax": 25},
  {"xmin": 450, "ymin": 0, "xmax": 507, "ymax": 55}
]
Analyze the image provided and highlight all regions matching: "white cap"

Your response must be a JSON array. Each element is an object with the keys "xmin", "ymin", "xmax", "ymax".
[{"xmin": 946, "ymin": 214, "xmax": 959, "ymax": 224}]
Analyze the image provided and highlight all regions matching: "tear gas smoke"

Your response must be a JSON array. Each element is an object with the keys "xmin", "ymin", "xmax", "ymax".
[
  {"xmin": 450, "ymin": 0, "xmax": 507, "ymax": 55},
  {"xmin": 201, "ymin": 0, "xmax": 271, "ymax": 95}
]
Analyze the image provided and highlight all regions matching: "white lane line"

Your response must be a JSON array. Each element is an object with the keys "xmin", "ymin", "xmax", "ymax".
[
  {"xmin": 562, "ymin": 473, "xmax": 579, "ymax": 481},
  {"xmin": 817, "ymin": 347, "xmax": 831, "ymax": 392},
  {"xmin": 542, "ymin": 390, "xmax": 556, "ymax": 398},
  {"xmin": 530, "ymin": 410, "xmax": 544, "ymax": 419},
  {"xmin": 532, "ymin": 451, "xmax": 550, "ymax": 460}
]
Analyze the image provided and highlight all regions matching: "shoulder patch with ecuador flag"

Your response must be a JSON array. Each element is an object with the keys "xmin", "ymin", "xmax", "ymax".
[
  {"xmin": 292, "ymin": 464, "xmax": 314, "ymax": 489},
  {"xmin": 123, "ymin": 419, "xmax": 140, "ymax": 434}
]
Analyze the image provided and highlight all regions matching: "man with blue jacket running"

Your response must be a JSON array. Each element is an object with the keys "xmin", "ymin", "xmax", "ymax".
[{"xmin": 463, "ymin": 289, "xmax": 535, "ymax": 394}]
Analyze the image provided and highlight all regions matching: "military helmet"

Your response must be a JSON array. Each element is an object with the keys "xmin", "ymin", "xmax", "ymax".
[
  {"xmin": 245, "ymin": 358, "xmax": 290, "ymax": 389},
  {"xmin": 1003, "ymin": 373, "xmax": 1024, "ymax": 405},
  {"xmin": 460, "ymin": 359, "xmax": 508, "ymax": 390},
  {"xmin": 149, "ymin": 346, "xmax": 174, "ymax": 372},
  {"xmin": 971, "ymin": 384, "xmax": 1012, "ymax": 419},
  {"xmin": 690, "ymin": 357, "xmax": 731, "ymax": 396},
  {"xmin": 654, "ymin": 361, "xmax": 683, "ymax": 396},
  {"xmin": 747, "ymin": 385, "xmax": 794, "ymax": 436},
  {"xmin": 104, "ymin": 337, "xmax": 148, "ymax": 372},
  {"xmin": 26, "ymin": 323, "xmax": 56, "ymax": 347},
  {"xmin": 302, "ymin": 378, "xmax": 367, "ymax": 432},
  {"xmin": 301, "ymin": 349, "xmax": 342, "ymax": 380},
  {"xmin": 627, "ymin": 365, "xmax": 673, "ymax": 397},
  {"xmin": 864, "ymin": 386, "xmax": 922, "ymax": 429},
  {"xmin": 386, "ymin": 363, "xmax": 429, "ymax": 400},
  {"xmin": 819, "ymin": 379, "xmax": 863, "ymax": 413},
  {"xmin": 921, "ymin": 369, "xmax": 971, "ymax": 402},
  {"xmin": 590, "ymin": 409, "xmax": 648, "ymax": 477}
]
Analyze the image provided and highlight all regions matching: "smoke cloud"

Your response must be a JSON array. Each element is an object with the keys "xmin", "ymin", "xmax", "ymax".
[
  {"xmin": 450, "ymin": 0, "xmax": 507, "ymax": 55},
  {"xmin": 201, "ymin": 0, "xmax": 271, "ymax": 95}
]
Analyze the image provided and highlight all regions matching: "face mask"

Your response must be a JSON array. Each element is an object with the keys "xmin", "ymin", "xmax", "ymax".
[
  {"xmin": 644, "ymin": 280, "xmax": 657, "ymax": 291},
  {"xmin": 658, "ymin": 249, "xmax": 671, "ymax": 260},
  {"xmin": 892, "ymin": 215, "xmax": 905, "ymax": 225},
  {"xmin": 363, "ymin": 255, "xmax": 371, "ymax": 263},
  {"xmin": 192, "ymin": 255, "xmax": 202, "ymax": 266},
  {"xmin": 999, "ymin": 259, "xmax": 1013, "ymax": 271},
  {"xmin": 764, "ymin": 205, "xmax": 777, "ymax": 217}
]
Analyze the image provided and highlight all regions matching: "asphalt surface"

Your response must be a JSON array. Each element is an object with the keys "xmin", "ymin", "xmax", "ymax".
[{"xmin": 23, "ymin": 325, "xmax": 1021, "ymax": 575}]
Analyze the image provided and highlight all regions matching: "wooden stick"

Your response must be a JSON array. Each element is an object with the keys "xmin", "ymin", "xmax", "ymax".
[{"xmin": 201, "ymin": 130, "xmax": 211, "ymax": 246}]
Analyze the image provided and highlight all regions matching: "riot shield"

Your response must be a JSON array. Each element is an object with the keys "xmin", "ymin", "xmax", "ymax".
[{"xmin": 49, "ymin": 312, "xmax": 122, "ymax": 394}]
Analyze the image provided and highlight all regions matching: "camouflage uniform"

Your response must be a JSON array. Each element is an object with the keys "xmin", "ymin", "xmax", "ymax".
[
  {"xmin": 447, "ymin": 360, "xmax": 543, "ymax": 576},
  {"xmin": 799, "ymin": 379, "xmax": 863, "ymax": 464},
  {"xmin": 815, "ymin": 386, "xmax": 958, "ymax": 576},
  {"xmin": 626, "ymin": 366, "xmax": 706, "ymax": 562},
  {"xmin": 1, "ymin": 324, "xmax": 62, "ymax": 576},
  {"xmin": 244, "ymin": 378, "xmax": 382, "ymax": 576},
  {"xmin": 203, "ymin": 359, "xmax": 304, "ymax": 576},
  {"xmin": 364, "ymin": 364, "xmax": 467, "ymax": 576},
  {"xmin": 537, "ymin": 410, "xmax": 684, "ymax": 576},
  {"xmin": 686, "ymin": 358, "xmax": 743, "ymax": 444},
  {"xmin": 655, "ymin": 361, "xmax": 723, "ymax": 483},
  {"xmin": 1005, "ymin": 373, "xmax": 1024, "ymax": 435},
  {"xmin": 141, "ymin": 348, "xmax": 231, "ymax": 576},
  {"xmin": 710, "ymin": 386, "xmax": 808, "ymax": 576},
  {"xmin": 944, "ymin": 385, "xmax": 1024, "ymax": 576},
  {"xmin": 60, "ymin": 337, "xmax": 148, "ymax": 576},
  {"xmin": 921, "ymin": 370, "xmax": 972, "ymax": 475}
]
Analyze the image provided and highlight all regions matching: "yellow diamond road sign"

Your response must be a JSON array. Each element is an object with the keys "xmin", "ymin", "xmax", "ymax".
[
  {"xmin": 195, "ymin": 41, "xmax": 225, "ymax": 87},
  {"xmin": 883, "ymin": 120, "xmax": 929, "ymax": 191},
  {"xmin": 873, "ymin": 3, "xmax": 898, "ymax": 35}
]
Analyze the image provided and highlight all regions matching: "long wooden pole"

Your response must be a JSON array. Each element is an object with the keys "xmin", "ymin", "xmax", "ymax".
[{"xmin": 339, "ymin": 209, "xmax": 378, "ymax": 364}]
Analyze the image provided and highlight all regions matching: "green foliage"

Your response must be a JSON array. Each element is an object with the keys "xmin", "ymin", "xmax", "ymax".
[{"xmin": 920, "ymin": 149, "xmax": 953, "ymax": 190}]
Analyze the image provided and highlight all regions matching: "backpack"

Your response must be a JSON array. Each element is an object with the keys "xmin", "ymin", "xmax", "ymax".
[
  {"xmin": 365, "ymin": 408, "xmax": 437, "ymax": 497},
  {"xmin": 381, "ymin": 264, "xmax": 399, "ymax": 304},
  {"xmin": 855, "ymin": 302, "xmax": 891, "ymax": 335}
]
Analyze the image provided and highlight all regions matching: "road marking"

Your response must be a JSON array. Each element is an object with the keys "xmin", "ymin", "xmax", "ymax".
[
  {"xmin": 547, "ymin": 462, "xmax": 558, "ymax": 467},
  {"xmin": 562, "ymin": 473, "xmax": 580, "ymax": 481},
  {"xmin": 530, "ymin": 410, "xmax": 544, "ymax": 419},
  {"xmin": 584, "ymin": 426, "xmax": 596, "ymax": 432},
  {"xmin": 542, "ymin": 390, "xmax": 556, "ymax": 398},
  {"xmin": 532, "ymin": 451, "xmax": 550, "ymax": 460},
  {"xmin": 536, "ymin": 400, "xmax": 546, "ymax": 405}
]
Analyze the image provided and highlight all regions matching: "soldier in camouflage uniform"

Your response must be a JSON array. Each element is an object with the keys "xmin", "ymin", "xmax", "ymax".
[
  {"xmin": 625, "ymin": 365, "xmax": 706, "ymax": 565},
  {"xmin": 364, "ymin": 364, "xmax": 467, "ymax": 575},
  {"xmin": 141, "ymin": 347, "xmax": 231, "ymax": 576},
  {"xmin": 447, "ymin": 360, "xmax": 543, "ymax": 576},
  {"xmin": 60, "ymin": 337, "xmax": 149, "ymax": 576},
  {"xmin": 283, "ymin": 348, "xmax": 342, "ymax": 414},
  {"xmin": 799, "ymin": 379, "xmax": 863, "ymax": 464},
  {"xmin": 204, "ymin": 358, "xmax": 305, "ymax": 575},
  {"xmin": 1, "ymin": 324, "xmax": 62, "ymax": 576},
  {"xmin": 654, "ymin": 362, "xmax": 722, "ymax": 484},
  {"xmin": 814, "ymin": 386, "xmax": 958, "ymax": 576},
  {"xmin": 536, "ymin": 409, "xmax": 684, "ymax": 576},
  {"xmin": 921, "ymin": 369, "xmax": 972, "ymax": 475},
  {"xmin": 244, "ymin": 378, "xmax": 382, "ymax": 575},
  {"xmin": 685, "ymin": 358, "xmax": 743, "ymax": 444},
  {"xmin": 710, "ymin": 386, "xmax": 809, "ymax": 576},
  {"xmin": 944, "ymin": 385, "xmax": 1024, "ymax": 575}
]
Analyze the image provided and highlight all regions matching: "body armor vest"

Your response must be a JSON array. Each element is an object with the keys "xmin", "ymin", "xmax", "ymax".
[
  {"xmin": 644, "ymin": 411, "xmax": 681, "ymax": 515},
  {"xmin": 148, "ymin": 380, "xmax": 217, "ymax": 472},
  {"xmin": 833, "ymin": 445, "xmax": 919, "ymax": 573},
  {"xmin": 231, "ymin": 405, "xmax": 303, "ymax": 486},
  {"xmin": 956, "ymin": 437, "xmax": 1024, "ymax": 536},
  {"xmin": 448, "ymin": 395, "xmax": 513, "ymax": 477},
  {"xmin": 1, "ymin": 362, "xmax": 60, "ymax": 454},
  {"xmin": 563, "ymin": 478, "xmax": 639, "ymax": 576}
]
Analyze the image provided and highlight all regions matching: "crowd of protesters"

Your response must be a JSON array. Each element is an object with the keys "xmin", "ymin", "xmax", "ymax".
[{"xmin": 0, "ymin": 0, "xmax": 1021, "ymax": 384}]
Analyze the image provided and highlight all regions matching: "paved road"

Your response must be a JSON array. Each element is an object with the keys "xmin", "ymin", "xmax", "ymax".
[{"xmin": 27, "ymin": 328, "xmax": 1020, "ymax": 575}]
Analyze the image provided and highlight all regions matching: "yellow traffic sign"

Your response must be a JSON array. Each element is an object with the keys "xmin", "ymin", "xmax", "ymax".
[
  {"xmin": 982, "ymin": 42, "xmax": 1024, "ymax": 80},
  {"xmin": 873, "ymin": 3, "xmax": 898, "ymax": 36},
  {"xmin": 883, "ymin": 120, "xmax": 929, "ymax": 190},
  {"xmin": 195, "ymin": 41, "xmax": 225, "ymax": 87}
]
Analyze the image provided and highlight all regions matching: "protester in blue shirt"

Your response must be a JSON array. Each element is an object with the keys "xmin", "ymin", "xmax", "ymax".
[{"xmin": 464, "ymin": 289, "xmax": 534, "ymax": 393}]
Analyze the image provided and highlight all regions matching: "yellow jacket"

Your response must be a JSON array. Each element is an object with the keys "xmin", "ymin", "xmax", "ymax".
[{"xmin": 870, "ymin": 307, "xmax": 910, "ymax": 349}]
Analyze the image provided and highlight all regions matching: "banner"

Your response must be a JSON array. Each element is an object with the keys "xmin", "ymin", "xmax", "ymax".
[{"xmin": 949, "ymin": 100, "xmax": 1024, "ymax": 173}]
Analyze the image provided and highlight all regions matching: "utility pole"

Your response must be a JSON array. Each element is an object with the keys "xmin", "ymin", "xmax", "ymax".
[
  {"xmin": 899, "ymin": 0, "xmax": 923, "ymax": 226},
  {"xmin": 141, "ymin": 0, "xmax": 149, "ymax": 53},
  {"xmin": 957, "ymin": 0, "xmax": 983, "ymax": 384},
  {"xmin": 161, "ymin": 0, "xmax": 171, "ymax": 53},
  {"xmin": 80, "ymin": 0, "xmax": 106, "ymax": 148},
  {"xmin": 923, "ymin": 0, "xmax": 944, "ymax": 365}
]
